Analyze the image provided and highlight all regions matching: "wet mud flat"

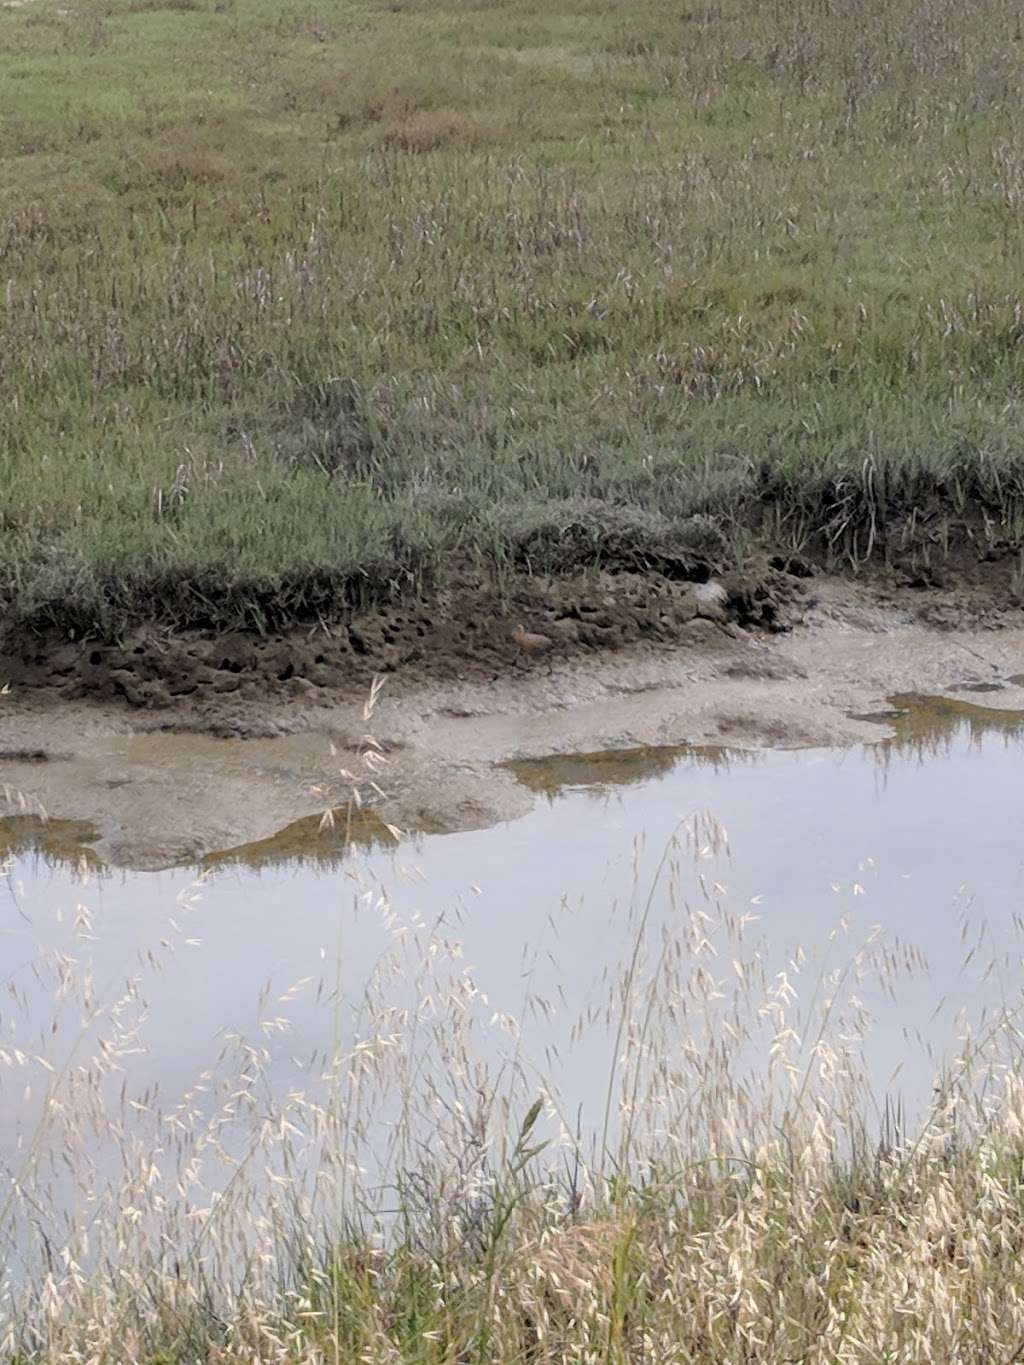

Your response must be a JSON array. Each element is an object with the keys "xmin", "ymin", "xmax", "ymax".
[
  {"xmin": 2, "ymin": 686, "xmax": 1020, "ymax": 876},
  {"xmin": 0, "ymin": 565, "xmax": 1023, "ymax": 870}
]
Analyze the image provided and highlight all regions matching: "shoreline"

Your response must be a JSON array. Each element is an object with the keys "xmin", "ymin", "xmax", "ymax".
[{"xmin": 1, "ymin": 572, "xmax": 1023, "ymax": 870}]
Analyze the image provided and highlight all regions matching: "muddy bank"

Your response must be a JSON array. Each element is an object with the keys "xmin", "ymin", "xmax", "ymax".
[
  {"xmin": 3, "ymin": 551, "xmax": 1021, "ymax": 723},
  {"xmin": 0, "ymin": 561, "xmax": 798, "ymax": 717},
  {"xmin": 0, "ymin": 572, "xmax": 1022, "ymax": 870}
]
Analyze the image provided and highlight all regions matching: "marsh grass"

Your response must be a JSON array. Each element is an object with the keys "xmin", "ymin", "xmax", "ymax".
[
  {"xmin": 5, "ymin": 0, "xmax": 1024, "ymax": 635},
  {"xmin": 4, "ymin": 716, "xmax": 1024, "ymax": 1360}
]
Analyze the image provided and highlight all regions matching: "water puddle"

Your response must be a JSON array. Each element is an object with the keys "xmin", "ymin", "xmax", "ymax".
[
  {"xmin": 859, "ymin": 690, "xmax": 1024, "ymax": 750},
  {"xmin": 506, "ymin": 740, "xmax": 749, "ymax": 797},
  {"xmin": 201, "ymin": 806, "xmax": 399, "ymax": 871},
  {"xmin": 0, "ymin": 814, "xmax": 103, "ymax": 871},
  {"xmin": 1, "ymin": 691, "xmax": 1024, "ymax": 1258}
]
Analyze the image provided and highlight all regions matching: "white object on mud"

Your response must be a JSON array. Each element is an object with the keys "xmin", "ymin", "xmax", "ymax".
[{"xmin": 692, "ymin": 580, "xmax": 729, "ymax": 621}]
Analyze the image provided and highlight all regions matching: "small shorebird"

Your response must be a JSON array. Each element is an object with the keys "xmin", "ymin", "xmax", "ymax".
[{"xmin": 512, "ymin": 623, "xmax": 554, "ymax": 672}]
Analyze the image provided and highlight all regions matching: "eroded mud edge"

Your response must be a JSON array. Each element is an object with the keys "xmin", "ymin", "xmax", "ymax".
[
  {"xmin": 1, "ymin": 568, "xmax": 1023, "ymax": 870},
  {"xmin": 1, "ymin": 559, "xmax": 810, "ymax": 714}
]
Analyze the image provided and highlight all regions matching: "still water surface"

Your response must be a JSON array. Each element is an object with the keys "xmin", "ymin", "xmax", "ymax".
[{"xmin": 1, "ymin": 692, "xmax": 1024, "ymax": 1222}]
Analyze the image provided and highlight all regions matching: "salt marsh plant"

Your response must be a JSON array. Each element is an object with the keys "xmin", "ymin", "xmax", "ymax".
[{"xmin": 5, "ymin": 0, "xmax": 1024, "ymax": 636}]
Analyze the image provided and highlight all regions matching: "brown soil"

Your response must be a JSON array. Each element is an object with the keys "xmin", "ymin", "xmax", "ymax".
[{"xmin": 0, "ymin": 564, "xmax": 766, "ymax": 723}]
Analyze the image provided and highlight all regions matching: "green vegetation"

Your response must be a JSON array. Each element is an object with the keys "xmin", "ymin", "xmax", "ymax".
[{"xmin": 4, "ymin": 0, "xmax": 1024, "ymax": 635}]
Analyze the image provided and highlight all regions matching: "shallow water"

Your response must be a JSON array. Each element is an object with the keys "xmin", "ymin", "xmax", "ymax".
[{"xmin": 2, "ymin": 692, "xmax": 1024, "ymax": 1247}]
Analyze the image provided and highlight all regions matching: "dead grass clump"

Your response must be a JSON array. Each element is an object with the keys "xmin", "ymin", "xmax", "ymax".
[
  {"xmin": 118, "ymin": 0, "xmax": 201, "ymax": 12},
  {"xmin": 141, "ymin": 145, "xmax": 229, "ymax": 189},
  {"xmin": 275, "ymin": 10, "xmax": 335, "ymax": 42},
  {"xmin": 522, "ymin": 1217, "xmax": 630, "ymax": 1315},
  {"xmin": 378, "ymin": 108, "xmax": 478, "ymax": 153}
]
